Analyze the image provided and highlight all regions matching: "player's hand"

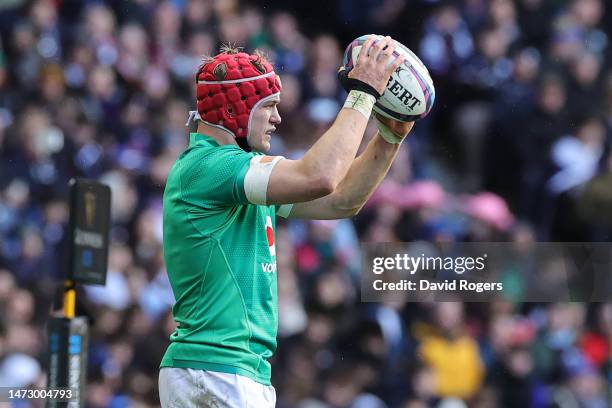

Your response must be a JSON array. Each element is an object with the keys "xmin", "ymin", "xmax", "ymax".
[
  {"xmin": 375, "ymin": 113, "xmax": 415, "ymax": 144},
  {"xmin": 349, "ymin": 36, "xmax": 405, "ymax": 96}
]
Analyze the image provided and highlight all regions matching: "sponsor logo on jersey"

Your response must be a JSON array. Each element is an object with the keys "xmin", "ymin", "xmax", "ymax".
[
  {"xmin": 261, "ymin": 262, "xmax": 277, "ymax": 273},
  {"xmin": 265, "ymin": 216, "xmax": 275, "ymax": 257}
]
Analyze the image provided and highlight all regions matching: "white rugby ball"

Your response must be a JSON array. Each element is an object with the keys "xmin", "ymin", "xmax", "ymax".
[{"xmin": 342, "ymin": 34, "xmax": 435, "ymax": 121}]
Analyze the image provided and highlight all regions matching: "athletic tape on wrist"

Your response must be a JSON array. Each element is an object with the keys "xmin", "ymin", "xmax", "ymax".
[
  {"xmin": 343, "ymin": 90, "xmax": 376, "ymax": 120},
  {"xmin": 377, "ymin": 119, "xmax": 404, "ymax": 145},
  {"xmin": 337, "ymin": 68, "xmax": 382, "ymax": 99}
]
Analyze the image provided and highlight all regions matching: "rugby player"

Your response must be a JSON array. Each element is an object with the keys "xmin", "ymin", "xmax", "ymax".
[{"xmin": 159, "ymin": 36, "xmax": 414, "ymax": 407}]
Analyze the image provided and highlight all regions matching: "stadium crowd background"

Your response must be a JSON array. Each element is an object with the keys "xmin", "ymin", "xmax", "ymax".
[{"xmin": 0, "ymin": 0, "xmax": 611, "ymax": 407}]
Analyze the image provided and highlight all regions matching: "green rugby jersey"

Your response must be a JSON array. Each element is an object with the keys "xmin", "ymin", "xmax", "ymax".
[{"xmin": 160, "ymin": 132, "xmax": 285, "ymax": 385}]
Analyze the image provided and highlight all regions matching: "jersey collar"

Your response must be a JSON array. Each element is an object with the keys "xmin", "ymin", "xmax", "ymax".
[{"xmin": 189, "ymin": 132, "xmax": 219, "ymax": 147}]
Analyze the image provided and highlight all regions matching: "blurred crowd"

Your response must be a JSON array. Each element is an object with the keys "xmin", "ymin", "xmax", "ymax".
[{"xmin": 0, "ymin": 0, "xmax": 611, "ymax": 407}]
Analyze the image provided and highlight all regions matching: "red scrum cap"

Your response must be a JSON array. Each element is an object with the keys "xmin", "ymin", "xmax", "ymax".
[{"xmin": 190, "ymin": 48, "xmax": 282, "ymax": 150}]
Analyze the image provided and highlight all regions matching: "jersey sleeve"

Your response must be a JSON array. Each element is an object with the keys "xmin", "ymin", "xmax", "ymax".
[
  {"xmin": 181, "ymin": 146, "xmax": 284, "ymax": 207},
  {"xmin": 243, "ymin": 155, "xmax": 284, "ymax": 205},
  {"xmin": 181, "ymin": 146, "xmax": 253, "ymax": 206}
]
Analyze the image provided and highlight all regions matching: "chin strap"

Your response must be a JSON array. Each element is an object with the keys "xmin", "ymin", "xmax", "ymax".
[{"xmin": 185, "ymin": 110, "xmax": 252, "ymax": 152}]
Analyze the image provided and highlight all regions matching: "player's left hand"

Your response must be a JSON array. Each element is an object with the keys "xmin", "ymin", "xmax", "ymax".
[{"xmin": 375, "ymin": 114, "xmax": 414, "ymax": 144}]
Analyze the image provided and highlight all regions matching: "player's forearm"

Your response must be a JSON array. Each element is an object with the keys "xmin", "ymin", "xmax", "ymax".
[
  {"xmin": 331, "ymin": 133, "xmax": 400, "ymax": 213},
  {"xmin": 297, "ymin": 101, "xmax": 371, "ymax": 191}
]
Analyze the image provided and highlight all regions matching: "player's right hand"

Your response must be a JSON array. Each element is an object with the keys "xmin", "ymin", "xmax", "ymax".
[{"xmin": 348, "ymin": 36, "xmax": 405, "ymax": 96}]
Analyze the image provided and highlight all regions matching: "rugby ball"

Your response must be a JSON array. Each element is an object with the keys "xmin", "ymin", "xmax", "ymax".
[{"xmin": 342, "ymin": 34, "xmax": 435, "ymax": 121}]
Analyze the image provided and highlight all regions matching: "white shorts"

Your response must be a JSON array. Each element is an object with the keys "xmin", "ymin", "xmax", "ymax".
[{"xmin": 158, "ymin": 367, "xmax": 276, "ymax": 408}]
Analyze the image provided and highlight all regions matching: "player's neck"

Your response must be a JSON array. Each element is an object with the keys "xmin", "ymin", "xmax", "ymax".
[{"xmin": 196, "ymin": 122, "xmax": 238, "ymax": 147}]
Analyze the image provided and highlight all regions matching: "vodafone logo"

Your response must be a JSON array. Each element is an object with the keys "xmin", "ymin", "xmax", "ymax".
[{"xmin": 265, "ymin": 216, "xmax": 275, "ymax": 257}]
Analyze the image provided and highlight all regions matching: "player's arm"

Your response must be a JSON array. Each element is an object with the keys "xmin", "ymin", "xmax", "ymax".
[
  {"xmin": 287, "ymin": 117, "xmax": 414, "ymax": 219},
  {"xmin": 265, "ymin": 37, "xmax": 405, "ymax": 205}
]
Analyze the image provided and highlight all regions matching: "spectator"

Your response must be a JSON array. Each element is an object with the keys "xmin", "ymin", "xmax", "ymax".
[{"xmin": 417, "ymin": 303, "xmax": 484, "ymax": 399}]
